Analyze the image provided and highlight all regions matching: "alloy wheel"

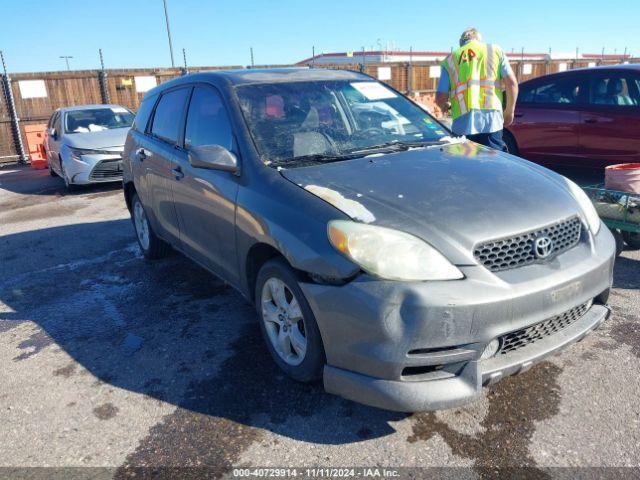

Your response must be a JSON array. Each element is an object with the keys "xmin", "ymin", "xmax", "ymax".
[
  {"xmin": 133, "ymin": 200, "xmax": 151, "ymax": 251},
  {"xmin": 261, "ymin": 277, "xmax": 307, "ymax": 366}
]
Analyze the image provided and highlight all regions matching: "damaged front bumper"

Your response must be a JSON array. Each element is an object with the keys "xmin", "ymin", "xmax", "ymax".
[{"xmin": 299, "ymin": 226, "xmax": 615, "ymax": 412}]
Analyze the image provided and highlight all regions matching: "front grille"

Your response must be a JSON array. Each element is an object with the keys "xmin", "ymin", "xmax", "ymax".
[
  {"xmin": 90, "ymin": 159, "xmax": 123, "ymax": 180},
  {"xmin": 498, "ymin": 301, "xmax": 592, "ymax": 355},
  {"xmin": 474, "ymin": 216, "xmax": 582, "ymax": 272}
]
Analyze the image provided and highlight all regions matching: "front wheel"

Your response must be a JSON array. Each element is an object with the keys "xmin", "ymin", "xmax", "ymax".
[
  {"xmin": 503, "ymin": 130, "xmax": 519, "ymax": 156},
  {"xmin": 255, "ymin": 258, "xmax": 325, "ymax": 382},
  {"xmin": 622, "ymin": 231, "xmax": 640, "ymax": 250},
  {"xmin": 612, "ymin": 229, "xmax": 624, "ymax": 257},
  {"xmin": 131, "ymin": 193, "xmax": 170, "ymax": 259},
  {"xmin": 60, "ymin": 163, "xmax": 78, "ymax": 191}
]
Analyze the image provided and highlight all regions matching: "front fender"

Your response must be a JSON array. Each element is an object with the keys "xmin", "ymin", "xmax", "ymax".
[{"xmin": 235, "ymin": 172, "xmax": 360, "ymax": 295}]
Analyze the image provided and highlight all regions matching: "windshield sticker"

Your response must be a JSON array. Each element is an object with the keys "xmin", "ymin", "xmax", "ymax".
[
  {"xmin": 351, "ymin": 82, "xmax": 397, "ymax": 100},
  {"xmin": 434, "ymin": 130, "xmax": 446, "ymax": 135},
  {"xmin": 422, "ymin": 118, "xmax": 433, "ymax": 124},
  {"xmin": 111, "ymin": 107, "xmax": 128, "ymax": 113}
]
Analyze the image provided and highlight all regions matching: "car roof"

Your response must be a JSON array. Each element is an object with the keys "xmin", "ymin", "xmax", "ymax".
[
  {"xmin": 521, "ymin": 63, "xmax": 640, "ymax": 85},
  {"xmin": 59, "ymin": 104, "xmax": 130, "ymax": 113},
  {"xmin": 144, "ymin": 68, "xmax": 372, "ymax": 96}
]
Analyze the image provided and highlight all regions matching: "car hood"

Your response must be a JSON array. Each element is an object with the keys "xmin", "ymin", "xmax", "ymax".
[
  {"xmin": 63, "ymin": 127, "xmax": 130, "ymax": 150},
  {"xmin": 280, "ymin": 141, "xmax": 581, "ymax": 265}
]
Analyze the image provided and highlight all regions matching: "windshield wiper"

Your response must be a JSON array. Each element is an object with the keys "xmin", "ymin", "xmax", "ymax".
[
  {"xmin": 268, "ymin": 152, "xmax": 363, "ymax": 168},
  {"xmin": 346, "ymin": 139, "xmax": 447, "ymax": 155},
  {"xmin": 268, "ymin": 139, "xmax": 452, "ymax": 168}
]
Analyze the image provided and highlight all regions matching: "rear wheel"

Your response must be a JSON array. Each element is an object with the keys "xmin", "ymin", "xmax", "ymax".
[
  {"xmin": 45, "ymin": 151, "xmax": 57, "ymax": 176},
  {"xmin": 622, "ymin": 231, "xmax": 640, "ymax": 250},
  {"xmin": 255, "ymin": 258, "xmax": 325, "ymax": 382},
  {"xmin": 131, "ymin": 193, "xmax": 170, "ymax": 259}
]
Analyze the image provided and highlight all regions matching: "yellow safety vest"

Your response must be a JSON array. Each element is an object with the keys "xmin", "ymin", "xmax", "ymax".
[{"xmin": 441, "ymin": 40, "xmax": 504, "ymax": 120}]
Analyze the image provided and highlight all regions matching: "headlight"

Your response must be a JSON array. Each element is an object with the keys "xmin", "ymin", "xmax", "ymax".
[
  {"xmin": 67, "ymin": 146, "xmax": 119, "ymax": 161},
  {"xmin": 66, "ymin": 146, "xmax": 91, "ymax": 162},
  {"xmin": 328, "ymin": 220, "xmax": 463, "ymax": 281},
  {"xmin": 563, "ymin": 177, "xmax": 601, "ymax": 234}
]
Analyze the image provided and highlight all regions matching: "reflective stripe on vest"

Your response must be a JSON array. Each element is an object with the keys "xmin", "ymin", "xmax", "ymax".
[
  {"xmin": 446, "ymin": 55, "xmax": 468, "ymax": 115},
  {"xmin": 441, "ymin": 40, "xmax": 505, "ymax": 120}
]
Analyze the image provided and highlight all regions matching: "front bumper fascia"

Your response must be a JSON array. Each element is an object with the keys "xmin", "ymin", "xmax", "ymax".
[
  {"xmin": 300, "ymin": 225, "xmax": 615, "ymax": 412},
  {"xmin": 323, "ymin": 304, "xmax": 609, "ymax": 412},
  {"xmin": 62, "ymin": 152, "xmax": 123, "ymax": 185}
]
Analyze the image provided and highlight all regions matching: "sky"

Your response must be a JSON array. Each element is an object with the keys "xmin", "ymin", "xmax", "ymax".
[{"xmin": 1, "ymin": 0, "xmax": 639, "ymax": 73}]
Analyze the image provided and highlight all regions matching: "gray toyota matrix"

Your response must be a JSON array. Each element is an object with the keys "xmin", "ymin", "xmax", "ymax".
[{"xmin": 122, "ymin": 68, "xmax": 615, "ymax": 412}]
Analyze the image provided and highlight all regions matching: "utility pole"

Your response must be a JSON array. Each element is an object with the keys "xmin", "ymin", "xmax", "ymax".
[
  {"xmin": 311, "ymin": 46, "xmax": 315, "ymax": 68},
  {"xmin": 408, "ymin": 46, "xmax": 413, "ymax": 94},
  {"xmin": 59, "ymin": 55, "xmax": 73, "ymax": 71},
  {"xmin": 162, "ymin": 0, "xmax": 176, "ymax": 67},
  {"xmin": 182, "ymin": 48, "xmax": 188, "ymax": 75},
  {"xmin": 1, "ymin": 51, "xmax": 28, "ymax": 164},
  {"xmin": 250, "ymin": 47, "xmax": 254, "ymax": 68},
  {"xmin": 98, "ymin": 48, "xmax": 110, "ymax": 104}
]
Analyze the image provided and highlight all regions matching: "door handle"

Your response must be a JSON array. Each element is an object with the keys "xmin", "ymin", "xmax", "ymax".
[
  {"xmin": 136, "ymin": 148, "xmax": 147, "ymax": 161},
  {"xmin": 584, "ymin": 118, "xmax": 598, "ymax": 124},
  {"xmin": 172, "ymin": 165, "xmax": 184, "ymax": 181}
]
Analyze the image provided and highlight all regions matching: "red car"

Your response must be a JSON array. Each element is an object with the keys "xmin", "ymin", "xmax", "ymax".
[{"xmin": 504, "ymin": 65, "xmax": 640, "ymax": 168}]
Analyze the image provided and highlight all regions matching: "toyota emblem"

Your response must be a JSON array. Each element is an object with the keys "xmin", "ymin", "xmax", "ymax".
[{"xmin": 533, "ymin": 235, "xmax": 554, "ymax": 259}]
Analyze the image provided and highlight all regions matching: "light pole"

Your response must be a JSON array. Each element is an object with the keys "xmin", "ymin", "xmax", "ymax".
[
  {"xmin": 60, "ymin": 56, "xmax": 73, "ymax": 71},
  {"xmin": 162, "ymin": 0, "xmax": 176, "ymax": 67}
]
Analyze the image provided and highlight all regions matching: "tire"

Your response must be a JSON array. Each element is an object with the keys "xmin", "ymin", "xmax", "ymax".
[
  {"xmin": 612, "ymin": 229, "xmax": 624, "ymax": 257},
  {"xmin": 60, "ymin": 163, "xmax": 78, "ymax": 191},
  {"xmin": 131, "ymin": 193, "xmax": 170, "ymax": 259},
  {"xmin": 503, "ymin": 130, "xmax": 519, "ymax": 156},
  {"xmin": 622, "ymin": 231, "xmax": 640, "ymax": 250},
  {"xmin": 255, "ymin": 257, "xmax": 325, "ymax": 382}
]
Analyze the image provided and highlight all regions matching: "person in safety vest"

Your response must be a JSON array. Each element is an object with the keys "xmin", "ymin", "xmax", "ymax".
[{"xmin": 435, "ymin": 27, "xmax": 519, "ymax": 151}]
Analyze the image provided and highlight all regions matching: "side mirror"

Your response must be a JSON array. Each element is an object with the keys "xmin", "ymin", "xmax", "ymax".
[
  {"xmin": 188, "ymin": 144, "xmax": 238, "ymax": 173},
  {"xmin": 48, "ymin": 128, "xmax": 57, "ymax": 139}
]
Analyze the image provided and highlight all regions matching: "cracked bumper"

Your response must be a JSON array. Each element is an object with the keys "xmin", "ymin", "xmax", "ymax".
[
  {"xmin": 323, "ymin": 304, "xmax": 610, "ymax": 412},
  {"xmin": 300, "ymin": 226, "xmax": 615, "ymax": 412}
]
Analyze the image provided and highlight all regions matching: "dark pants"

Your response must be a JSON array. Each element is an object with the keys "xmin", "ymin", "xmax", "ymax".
[{"xmin": 466, "ymin": 130, "xmax": 507, "ymax": 151}]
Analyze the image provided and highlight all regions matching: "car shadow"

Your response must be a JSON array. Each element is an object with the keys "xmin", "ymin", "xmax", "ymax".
[
  {"xmin": 0, "ymin": 164, "xmax": 121, "ymax": 197},
  {"xmin": 612, "ymin": 253, "xmax": 640, "ymax": 289},
  {"xmin": 0, "ymin": 220, "xmax": 404, "ymax": 446}
]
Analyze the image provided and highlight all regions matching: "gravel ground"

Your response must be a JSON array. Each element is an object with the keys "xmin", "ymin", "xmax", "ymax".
[{"xmin": 0, "ymin": 165, "xmax": 639, "ymax": 479}]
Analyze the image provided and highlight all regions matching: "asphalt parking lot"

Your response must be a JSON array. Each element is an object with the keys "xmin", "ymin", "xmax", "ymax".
[{"xmin": 1, "ymin": 165, "xmax": 639, "ymax": 477}]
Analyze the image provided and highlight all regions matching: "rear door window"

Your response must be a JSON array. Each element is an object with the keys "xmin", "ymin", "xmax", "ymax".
[
  {"xmin": 150, "ymin": 88, "xmax": 190, "ymax": 144},
  {"xmin": 183, "ymin": 86, "xmax": 234, "ymax": 151},
  {"xmin": 589, "ymin": 74, "xmax": 640, "ymax": 106}
]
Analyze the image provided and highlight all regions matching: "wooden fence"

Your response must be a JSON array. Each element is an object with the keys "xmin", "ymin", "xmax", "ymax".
[{"xmin": 1, "ymin": 58, "xmax": 635, "ymax": 164}]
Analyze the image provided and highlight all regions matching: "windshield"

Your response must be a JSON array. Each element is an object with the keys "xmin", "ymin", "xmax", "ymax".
[
  {"xmin": 236, "ymin": 80, "xmax": 449, "ymax": 166},
  {"xmin": 64, "ymin": 107, "xmax": 134, "ymax": 133}
]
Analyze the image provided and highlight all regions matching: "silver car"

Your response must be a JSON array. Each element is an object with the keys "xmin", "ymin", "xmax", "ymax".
[
  {"xmin": 44, "ymin": 105, "xmax": 134, "ymax": 190},
  {"xmin": 122, "ymin": 69, "xmax": 616, "ymax": 412}
]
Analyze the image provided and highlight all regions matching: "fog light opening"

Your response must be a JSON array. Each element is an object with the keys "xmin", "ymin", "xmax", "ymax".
[{"xmin": 481, "ymin": 338, "xmax": 501, "ymax": 360}]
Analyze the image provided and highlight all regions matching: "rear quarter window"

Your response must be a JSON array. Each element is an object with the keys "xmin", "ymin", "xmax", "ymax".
[{"xmin": 133, "ymin": 93, "xmax": 158, "ymax": 132}]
